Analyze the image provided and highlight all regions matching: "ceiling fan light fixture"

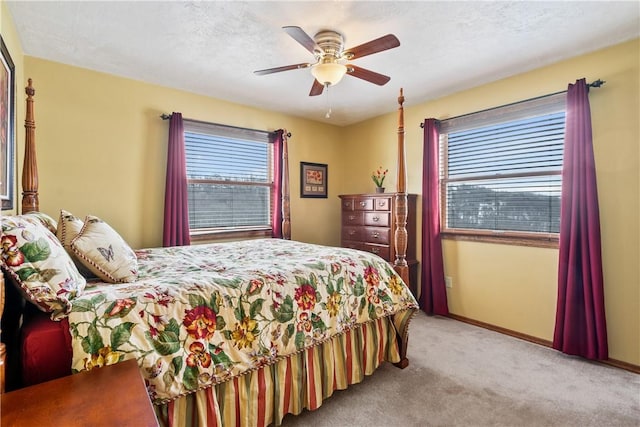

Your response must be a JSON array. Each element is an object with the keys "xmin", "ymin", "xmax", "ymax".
[{"xmin": 311, "ymin": 62, "xmax": 347, "ymax": 86}]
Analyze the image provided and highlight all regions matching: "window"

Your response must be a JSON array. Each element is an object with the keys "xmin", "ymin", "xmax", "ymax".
[
  {"xmin": 439, "ymin": 93, "xmax": 566, "ymax": 247},
  {"xmin": 183, "ymin": 120, "xmax": 276, "ymax": 238}
]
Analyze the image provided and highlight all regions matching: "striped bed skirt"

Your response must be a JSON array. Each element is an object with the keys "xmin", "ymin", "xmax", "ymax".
[{"xmin": 155, "ymin": 309, "xmax": 415, "ymax": 426}]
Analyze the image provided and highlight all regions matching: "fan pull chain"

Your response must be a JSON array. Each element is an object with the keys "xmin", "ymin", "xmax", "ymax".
[{"xmin": 325, "ymin": 83, "xmax": 332, "ymax": 119}]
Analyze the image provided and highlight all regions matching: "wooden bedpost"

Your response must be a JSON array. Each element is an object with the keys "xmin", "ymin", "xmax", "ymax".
[
  {"xmin": 22, "ymin": 78, "xmax": 39, "ymax": 214},
  {"xmin": 281, "ymin": 131, "xmax": 291, "ymax": 240},
  {"xmin": 393, "ymin": 88, "xmax": 413, "ymax": 370},
  {"xmin": 394, "ymin": 88, "xmax": 410, "ymax": 287}
]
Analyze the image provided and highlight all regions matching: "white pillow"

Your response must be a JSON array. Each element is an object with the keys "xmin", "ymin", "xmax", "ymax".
[
  {"xmin": 70, "ymin": 215, "xmax": 138, "ymax": 283},
  {"xmin": 57, "ymin": 209, "xmax": 84, "ymax": 249},
  {"xmin": 56, "ymin": 209, "xmax": 97, "ymax": 279}
]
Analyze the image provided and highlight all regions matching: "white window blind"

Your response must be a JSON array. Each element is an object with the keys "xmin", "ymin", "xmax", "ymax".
[
  {"xmin": 440, "ymin": 93, "xmax": 566, "ymax": 237},
  {"xmin": 183, "ymin": 120, "xmax": 274, "ymax": 232}
]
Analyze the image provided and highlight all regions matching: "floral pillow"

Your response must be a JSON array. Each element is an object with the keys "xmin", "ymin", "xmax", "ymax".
[
  {"xmin": 1, "ymin": 214, "xmax": 87, "ymax": 319},
  {"xmin": 70, "ymin": 215, "xmax": 138, "ymax": 283},
  {"xmin": 23, "ymin": 211, "xmax": 58, "ymax": 234},
  {"xmin": 56, "ymin": 209, "xmax": 97, "ymax": 279}
]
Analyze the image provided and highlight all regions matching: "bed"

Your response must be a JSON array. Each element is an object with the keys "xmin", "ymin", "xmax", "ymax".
[{"xmin": 1, "ymin": 80, "xmax": 417, "ymax": 426}]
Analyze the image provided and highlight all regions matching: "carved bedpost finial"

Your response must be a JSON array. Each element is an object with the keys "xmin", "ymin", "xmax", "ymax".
[
  {"xmin": 26, "ymin": 78, "xmax": 35, "ymax": 97},
  {"xmin": 398, "ymin": 87, "xmax": 404, "ymax": 107}
]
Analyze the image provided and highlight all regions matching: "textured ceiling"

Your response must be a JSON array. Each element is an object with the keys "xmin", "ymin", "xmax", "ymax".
[{"xmin": 6, "ymin": 1, "xmax": 640, "ymax": 126}]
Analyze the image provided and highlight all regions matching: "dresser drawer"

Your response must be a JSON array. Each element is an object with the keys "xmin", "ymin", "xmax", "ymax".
[
  {"xmin": 374, "ymin": 197, "xmax": 391, "ymax": 211},
  {"xmin": 342, "ymin": 240, "xmax": 365, "ymax": 251},
  {"xmin": 342, "ymin": 226, "xmax": 362, "ymax": 241},
  {"xmin": 364, "ymin": 227, "xmax": 390, "ymax": 244},
  {"xmin": 354, "ymin": 198, "xmax": 374, "ymax": 210},
  {"xmin": 343, "ymin": 211, "xmax": 364, "ymax": 226},
  {"xmin": 363, "ymin": 243, "xmax": 390, "ymax": 261},
  {"xmin": 364, "ymin": 211, "xmax": 389, "ymax": 227},
  {"xmin": 342, "ymin": 198, "xmax": 355, "ymax": 211}
]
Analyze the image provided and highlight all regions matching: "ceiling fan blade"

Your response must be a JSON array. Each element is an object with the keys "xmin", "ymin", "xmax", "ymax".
[
  {"xmin": 347, "ymin": 65, "xmax": 391, "ymax": 86},
  {"xmin": 343, "ymin": 34, "xmax": 400, "ymax": 60},
  {"xmin": 309, "ymin": 79, "xmax": 325, "ymax": 96},
  {"xmin": 254, "ymin": 63, "xmax": 311, "ymax": 76},
  {"xmin": 283, "ymin": 26, "xmax": 321, "ymax": 55}
]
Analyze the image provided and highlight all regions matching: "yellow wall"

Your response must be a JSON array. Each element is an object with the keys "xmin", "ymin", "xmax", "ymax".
[{"xmin": 345, "ymin": 39, "xmax": 639, "ymax": 366}]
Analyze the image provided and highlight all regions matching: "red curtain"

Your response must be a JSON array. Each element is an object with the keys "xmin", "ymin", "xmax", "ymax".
[
  {"xmin": 271, "ymin": 130, "xmax": 284, "ymax": 238},
  {"xmin": 420, "ymin": 119, "xmax": 449, "ymax": 315},
  {"xmin": 162, "ymin": 112, "xmax": 191, "ymax": 247},
  {"xmin": 553, "ymin": 79, "xmax": 608, "ymax": 360}
]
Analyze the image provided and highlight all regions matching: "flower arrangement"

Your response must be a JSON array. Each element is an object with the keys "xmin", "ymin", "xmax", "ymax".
[{"xmin": 371, "ymin": 166, "xmax": 388, "ymax": 188}]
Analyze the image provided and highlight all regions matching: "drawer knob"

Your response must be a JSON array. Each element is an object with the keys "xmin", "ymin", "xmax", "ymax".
[
  {"xmin": 373, "ymin": 232, "xmax": 379, "ymax": 238},
  {"xmin": 371, "ymin": 248, "xmax": 379, "ymax": 254},
  {"xmin": 360, "ymin": 201, "xmax": 366, "ymax": 207},
  {"xmin": 349, "ymin": 230, "xmax": 356, "ymax": 236},
  {"xmin": 373, "ymin": 216, "xmax": 379, "ymax": 222},
  {"xmin": 349, "ymin": 215, "xmax": 355, "ymax": 221}
]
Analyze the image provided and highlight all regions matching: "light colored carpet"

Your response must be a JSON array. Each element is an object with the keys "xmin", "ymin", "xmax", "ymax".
[{"xmin": 282, "ymin": 311, "xmax": 640, "ymax": 426}]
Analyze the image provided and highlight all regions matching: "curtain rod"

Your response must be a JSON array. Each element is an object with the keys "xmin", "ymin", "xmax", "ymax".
[
  {"xmin": 160, "ymin": 113, "xmax": 291, "ymax": 138},
  {"xmin": 419, "ymin": 79, "xmax": 606, "ymax": 128}
]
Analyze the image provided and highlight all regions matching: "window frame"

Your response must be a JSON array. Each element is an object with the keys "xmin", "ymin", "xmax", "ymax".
[
  {"xmin": 438, "ymin": 93, "xmax": 566, "ymax": 248},
  {"xmin": 183, "ymin": 119, "xmax": 277, "ymax": 241}
]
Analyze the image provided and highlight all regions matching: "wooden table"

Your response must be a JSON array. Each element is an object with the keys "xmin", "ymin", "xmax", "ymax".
[{"xmin": 1, "ymin": 359, "xmax": 158, "ymax": 426}]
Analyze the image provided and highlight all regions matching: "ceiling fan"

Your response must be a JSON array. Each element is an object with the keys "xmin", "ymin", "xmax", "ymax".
[{"xmin": 254, "ymin": 26, "xmax": 400, "ymax": 96}]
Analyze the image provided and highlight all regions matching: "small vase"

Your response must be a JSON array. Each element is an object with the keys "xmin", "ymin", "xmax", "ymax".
[{"xmin": 375, "ymin": 187, "xmax": 385, "ymax": 193}]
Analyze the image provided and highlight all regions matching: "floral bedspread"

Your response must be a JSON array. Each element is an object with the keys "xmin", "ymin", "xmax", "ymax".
[{"xmin": 67, "ymin": 239, "xmax": 418, "ymax": 403}]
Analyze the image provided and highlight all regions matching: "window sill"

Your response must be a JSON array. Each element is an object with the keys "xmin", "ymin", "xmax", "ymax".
[
  {"xmin": 441, "ymin": 230, "xmax": 559, "ymax": 249},
  {"xmin": 190, "ymin": 227, "xmax": 272, "ymax": 243}
]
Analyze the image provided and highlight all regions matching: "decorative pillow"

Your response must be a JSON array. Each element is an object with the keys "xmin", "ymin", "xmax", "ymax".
[
  {"xmin": 23, "ymin": 211, "xmax": 58, "ymax": 235},
  {"xmin": 56, "ymin": 209, "xmax": 84, "ymax": 249},
  {"xmin": 56, "ymin": 209, "xmax": 97, "ymax": 279},
  {"xmin": 1, "ymin": 214, "xmax": 86, "ymax": 319},
  {"xmin": 70, "ymin": 215, "xmax": 138, "ymax": 283}
]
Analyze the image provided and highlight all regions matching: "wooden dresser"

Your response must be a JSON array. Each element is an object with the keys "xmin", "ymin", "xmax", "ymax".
[{"xmin": 339, "ymin": 193, "xmax": 418, "ymax": 295}]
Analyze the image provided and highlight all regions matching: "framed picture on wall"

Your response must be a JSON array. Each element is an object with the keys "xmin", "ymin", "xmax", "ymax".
[
  {"xmin": 300, "ymin": 162, "xmax": 328, "ymax": 198},
  {"xmin": 0, "ymin": 35, "xmax": 15, "ymax": 210}
]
